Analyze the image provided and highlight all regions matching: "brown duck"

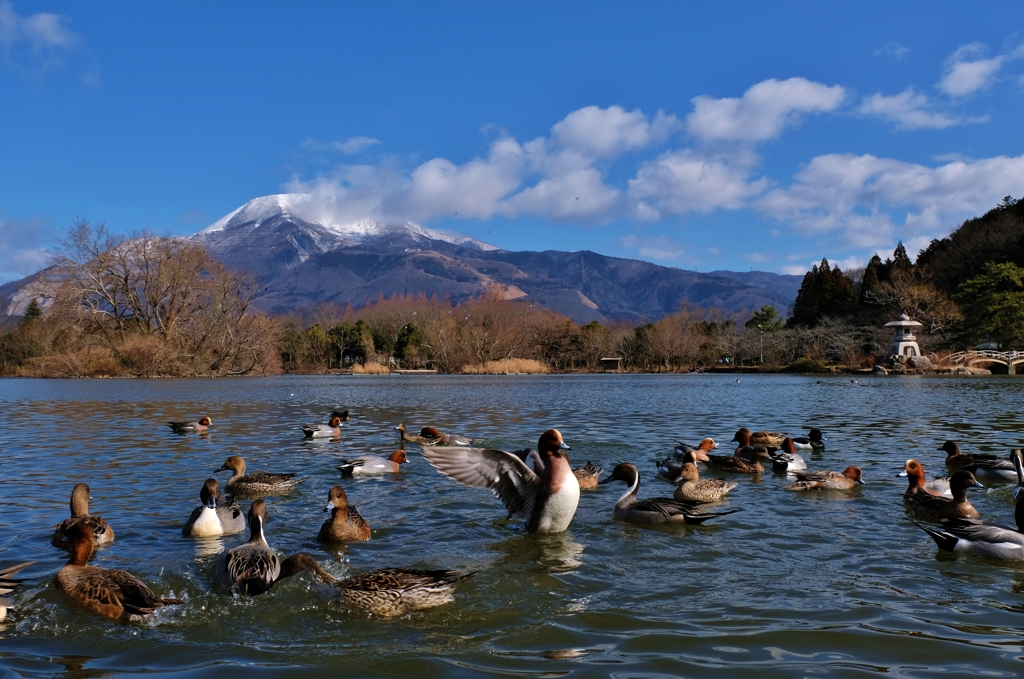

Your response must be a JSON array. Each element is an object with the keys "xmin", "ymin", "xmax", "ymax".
[
  {"xmin": 317, "ymin": 486, "xmax": 371, "ymax": 543},
  {"xmin": 55, "ymin": 523, "xmax": 183, "ymax": 623},
  {"xmin": 52, "ymin": 483, "xmax": 114, "ymax": 550}
]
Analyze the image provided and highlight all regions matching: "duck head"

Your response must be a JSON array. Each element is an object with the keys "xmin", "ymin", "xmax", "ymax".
[
  {"xmin": 697, "ymin": 438, "xmax": 718, "ymax": 452},
  {"xmin": 388, "ymin": 450, "xmax": 408, "ymax": 464},
  {"xmin": 324, "ymin": 485, "xmax": 349, "ymax": 512},
  {"xmin": 215, "ymin": 455, "xmax": 246, "ymax": 475},
  {"xmin": 900, "ymin": 460, "xmax": 926, "ymax": 489},
  {"xmin": 69, "ymin": 483, "xmax": 91, "ymax": 518},
  {"xmin": 842, "ymin": 466, "xmax": 864, "ymax": 484},
  {"xmin": 938, "ymin": 440, "xmax": 961, "ymax": 456},
  {"xmin": 247, "ymin": 499, "xmax": 269, "ymax": 541},
  {"xmin": 198, "ymin": 416, "xmax": 212, "ymax": 427},
  {"xmin": 420, "ymin": 426, "xmax": 442, "ymax": 438},
  {"xmin": 779, "ymin": 437, "xmax": 797, "ymax": 455},
  {"xmin": 948, "ymin": 470, "xmax": 983, "ymax": 494},
  {"xmin": 675, "ymin": 462, "xmax": 701, "ymax": 484},
  {"xmin": 537, "ymin": 429, "xmax": 571, "ymax": 458},
  {"xmin": 808, "ymin": 428, "xmax": 825, "ymax": 442},
  {"xmin": 599, "ymin": 462, "xmax": 640, "ymax": 486},
  {"xmin": 200, "ymin": 478, "xmax": 220, "ymax": 509},
  {"xmin": 732, "ymin": 428, "xmax": 753, "ymax": 447},
  {"xmin": 328, "ymin": 416, "xmax": 342, "ymax": 428}
]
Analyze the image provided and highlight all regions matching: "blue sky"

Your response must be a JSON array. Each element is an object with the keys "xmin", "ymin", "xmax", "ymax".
[{"xmin": 2, "ymin": 2, "xmax": 1023, "ymax": 284}]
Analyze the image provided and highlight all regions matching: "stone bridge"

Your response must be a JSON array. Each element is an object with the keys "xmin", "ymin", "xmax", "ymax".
[{"xmin": 948, "ymin": 350, "xmax": 1024, "ymax": 375}]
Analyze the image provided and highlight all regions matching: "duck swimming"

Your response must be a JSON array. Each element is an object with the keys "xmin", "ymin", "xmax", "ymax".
[
  {"xmin": 704, "ymin": 437, "xmax": 767, "ymax": 474},
  {"xmin": 914, "ymin": 450, "xmax": 1024, "ymax": 560},
  {"xmin": 750, "ymin": 429, "xmax": 787, "ymax": 449},
  {"xmin": 905, "ymin": 470, "xmax": 983, "ymax": 520},
  {"xmin": 217, "ymin": 499, "xmax": 282, "ymax": 595},
  {"xmin": 770, "ymin": 438, "xmax": 807, "ymax": 473},
  {"xmin": 941, "ymin": 440, "xmax": 1017, "ymax": 482},
  {"xmin": 672, "ymin": 438, "xmax": 719, "ymax": 462},
  {"xmin": 263, "ymin": 553, "xmax": 475, "ymax": 617},
  {"xmin": 301, "ymin": 416, "xmax": 343, "ymax": 439},
  {"xmin": 167, "ymin": 416, "xmax": 211, "ymax": 433},
  {"xmin": 599, "ymin": 463, "xmax": 740, "ymax": 525},
  {"xmin": 900, "ymin": 459, "xmax": 952, "ymax": 499},
  {"xmin": 52, "ymin": 483, "xmax": 114, "ymax": 549},
  {"xmin": 317, "ymin": 486, "xmax": 371, "ymax": 543},
  {"xmin": 784, "ymin": 466, "xmax": 864, "ymax": 491},
  {"xmin": 395, "ymin": 423, "xmax": 473, "ymax": 446},
  {"xmin": 421, "ymin": 429, "xmax": 579, "ymax": 534},
  {"xmin": 0, "ymin": 561, "xmax": 34, "ymax": 622},
  {"xmin": 336, "ymin": 450, "xmax": 408, "ymax": 476},
  {"xmin": 56, "ymin": 523, "xmax": 183, "ymax": 622},
  {"xmin": 672, "ymin": 461, "xmax": 739, "ymax": 503},
  {"xmin": 182, "ymin": 478, "xmax": 245, "ymax": 537},
  {"xmin": 215, "ymin": 456, "xmax": 305, "ymax": 496},
  {"xmin": 791, "ymin": 429, "xmax": 826, "ymax": 452}
]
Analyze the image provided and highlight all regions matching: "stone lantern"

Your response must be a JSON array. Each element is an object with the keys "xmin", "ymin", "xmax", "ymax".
[{"xmin": 885, "ymin": 313, "xmax": 923, "ymax": 358}]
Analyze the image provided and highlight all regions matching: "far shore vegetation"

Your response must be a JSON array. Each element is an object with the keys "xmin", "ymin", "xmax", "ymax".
[{"xmin": 2, "ymin": 197, "xmax": 1023, "ymax": 378}]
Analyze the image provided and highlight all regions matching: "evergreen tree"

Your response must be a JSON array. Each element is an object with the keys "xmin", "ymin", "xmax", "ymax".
[
  {"xmin": 20, "ymin": 299, "xmax": 42, "ymax": 325},
  {"xmin": 859, "ymin": 255, "xmax": 882, "ymax": 305},
  {"xmin": 788, "ymin": 258, "xmax": 855, "ymax": 327}
]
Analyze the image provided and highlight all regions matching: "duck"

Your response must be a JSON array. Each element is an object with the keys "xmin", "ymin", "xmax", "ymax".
[
  {"xmin": 770, "ymin": 438, "xmax": 807, "ymax": 473},
  {"xmin": 900, "ymin": 459, "xmax": 952, "ymax": 499},
  {"xmin": 214, "ymin": 456, "xmax": 305, "ymax": 496},
  {"xmin": 301, "ymin": 416, "xmax": 343, "ymax": 439},
  {"xmin": 573, "ymin": 461, "xmax": 603, "ymax": 490},
  {"xmin": 941, "ymin": 440, "xmax": 1017, "ymax": 482},
  {"xmin": 52, "ymin": 483, "xmax": 114, "ymax": 549},
  {"xmin": 904, "ymin": 470, "xmax": 983, "ymax": 520},
  {"xmin": 421, "ymin": 429, "xmax": 580, "ymax": 534},
  {"xmin": 0, "ymin": 561, "xmax": 35, "ymax": 622},
  {"xmin": 671, "ymin": 438, "xmax": 719, "ymax": 462},
  {"xmin": 182, "ymin": 478, "xmax": 246, "ymax": 537},
  {"xmin": 336, "ymin": 450, "xmax": 408, "ymax": 476},
  {"xmin": 914, "ymin": 450, "xmax": 1024, "ymax": 560},
  {"xmin": 217, "ymin": 499, "xmax": 282, "ymax": 595},
  {"xmin": 599, "ymin": 463, "xmax": 740, "ymax": 525},
  {"xmin": 317, "ymin": 486, "xmax": 371, "ymax": 543},
  {"xmin": 750, "ymin": 429, "xmax": 787, "ymax": 449},
  {"xmin": 56, "ymin": 523, "xmax": 183, "ymax": 622},
  {"xmin": 395, "ymin": 423, "xmax": 473, "ymax": 446},
  {"xmin": 261, "ymin": 553, "xmax": 475, "ymax": 617},
  {"xmin": 332, "ymin": 409, "xmax": 350, "ymax": 422},
  {"xmin": 167, "ymin": 416, "xmax": 211, "ymax": 433},
  {"xmin": 791, "ymin": 428, "xmax": 826, "ymax": 452},
  {"xmin": 703, "ymin": 439, "xmax": 767, "ymax": 474},
  {"xmin": 784, "ymin": 466, "xmax": 864, "ymax": 491},
  {"xmin": 514, "ymin": 449, "xmax": 601, "ymax": 490},
  {"xmin": 672, "ymin": 462, "xmax": 739, "ymax": 503}
]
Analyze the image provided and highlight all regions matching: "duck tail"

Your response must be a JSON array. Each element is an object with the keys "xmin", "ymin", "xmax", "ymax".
[
  {"xmin": 685, "ymin": 507, "xmax": 742, "ymax": 524},
  {"xmin": 912, "ymin": 521, "xmax": 959, "ymax": 552}
]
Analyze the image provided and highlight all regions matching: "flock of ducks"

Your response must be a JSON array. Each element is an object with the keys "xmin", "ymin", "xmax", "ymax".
[{"xmin": 6, "ymin": 413, "xmax": 1024, "ymax": 626}]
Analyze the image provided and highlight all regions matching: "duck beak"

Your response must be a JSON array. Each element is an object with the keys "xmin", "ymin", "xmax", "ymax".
[
  {"xmin": 896, "ymin": 470, "xmax": 908, "ymax": 477},
  {"xmin": 856, "ymin": 479, "xmax": 865, "ymax": 485},
  {"xmin": 1014, "ymin": 485, "xmax": 1024, "ymax": 500},
  {"xmin": 324, "ymin": 501, "xmax": 333, "ymax": 512},
  {"xmin": 598, "ymin": 476, "xmax": 614, "ymax": 485},
  {"xmin": 214, "ymin": 464, "xmax": 227, "ymax": 472},
  {"xmin": 206, "ymin": 496, "xmax": 217, "ymax": 509},
  {"xmin": 973, "ymin": 481, "xmax": 986, "ymax": 490},
  {"xmin": 560, "ymin": 441, "xmax": 571, "ymax": 451}
]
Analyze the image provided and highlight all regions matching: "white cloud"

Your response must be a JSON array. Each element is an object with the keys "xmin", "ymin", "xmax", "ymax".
[
  {"xmin": 0, "ymin": 215, "xmax": 54, "ymax": 284},
  {"xmin": 619, "ymin": 233, "xmax": 688, "ymax": 261},
  {"xmin": 859, "ymin": 88, "xmax": 986, "ymax": 129},
  {"xmin": 938, "ymin": 43, "xmax": 1004, "ymax": 96},
  {"xmin": 686, "ymin": 78, "xmax": 848, "ymax": 142},
  {"xmin": 628, "ymin": 149, "xmax": 769, "ymax": 216},
  {"xmin": 0, "ymin": 0, "xmax": 83, "ymax": 78},
  {"xmin": 757, "ymin": 152, "xmax": 1024, "ymax": 246},
  {"xmin": 505, "ymin": 167, "xmax": 621, "ymax": 221},
  {"xmin": 303, "ymin": 136, "xmax": 381, "ymax": 154},
  {"xmin": 550, "ymin": 105, "xmax": 679, "ymax": 159},
  {"xmin": 875, "ymin": 42, "xmax": 910, "ymax": 60}
]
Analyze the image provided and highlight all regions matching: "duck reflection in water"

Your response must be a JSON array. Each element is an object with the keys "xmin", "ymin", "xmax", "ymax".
[{"xmin": 488, "ymin": 531, "xmax": 585, "ymax": 572}]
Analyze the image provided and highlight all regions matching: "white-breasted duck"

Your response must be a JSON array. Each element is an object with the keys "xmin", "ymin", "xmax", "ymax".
[
  {"xmin": 900, "ymin": 459, "xmax": 952, "ymax": 499},
  {"xmin": 214, "ymin": 456, "xmax": 305, "ymax": 496},
  {"xmin": 671, "ymin": 438, "xmax": 719, "ymax": 462},
  {"xmin": 513, "ymin": 449, "xmax": 601, "ymax": 490},
  {"xmin": 167, "ymin": 416, "xmax": 211, "ymax": 433},
  {"xmin": 301, "ymin": 416, "xmax": 343, "ymax": 439},
  {"xmin": 905, "ymin": 470, "xmax": 983, "ymax": 520},
  {"xmin": 421, "ymin": 429, "xmax": 580, "ymax": 534},
  {"xmin": 217, "ymin": 499, "xmax": 282, "ymax": 595},
  {"xmin": 317, "ymin": 486, "xmax": 371, "ymax": 543},
  {"xmin": 336, "ymin": 450, "xmax": 408, "ymax": 476},
  {"xmin": 56, "ymin": 523, "xmax": 183, "ymax": 622},
  {"xmin": 914, "ymin": 450, "xmax": 1024, "ymax": 559},
  {"xmin": 791, "ymin": 428, "xmax": 826, "ymax": 452},
  {"xmin": 784, "ymin": 466, "xmax": 864, "ymax": 491},
  {"xmin": 52, "ymin": 483, "xmax": 114, "ymax": 550},
  {"xmin": 770, "ymin": 438, "xmax": 808, "ymax": 473},
  {"xmin": 182, "ymin": 478, "xmax": 245, "ymax": 537},
  {"xmin": 599, "ymin": 463, "xmax": 740, "ymax": 525},
  {"xmin": 0, "ymin": 561, "xmax": 35, "ymax": 622},
  {"xmin": 941, "ymin": 440, "xmax": 1018, "ymax": 482}
]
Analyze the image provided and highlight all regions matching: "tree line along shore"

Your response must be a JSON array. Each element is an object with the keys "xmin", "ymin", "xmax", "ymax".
[{"xmin": 2, "ymin": 197, "xmax": 1022, "ymax": 378}]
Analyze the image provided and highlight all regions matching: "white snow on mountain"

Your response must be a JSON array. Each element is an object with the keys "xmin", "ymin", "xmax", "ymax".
[{"xmin": 199, "ymin": 194, "xmax": 499, "ymax": 251}]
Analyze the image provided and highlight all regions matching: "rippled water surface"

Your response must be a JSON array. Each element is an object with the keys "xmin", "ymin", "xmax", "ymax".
[{"xmin": 3, "ymin": 374, "xmax": 1024, "ymax": 678}]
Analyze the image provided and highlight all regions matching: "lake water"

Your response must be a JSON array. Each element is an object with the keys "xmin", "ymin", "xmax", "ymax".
[{"xmin": 2, "ymin": 374, "xmax": 1024, "ymax": 678}]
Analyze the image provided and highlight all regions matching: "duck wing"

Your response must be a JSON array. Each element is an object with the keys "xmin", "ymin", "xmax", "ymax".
[
  {"xmin": 633, "ymin": 497, "xmax": 739, "ymax": 524},
  {"xmin": 792, "ymin": 470, "xmax": 841, "ymax": 483},
  {"xmin": 338, "ymin": 568, "xmax": 475, "ymax": 616},
  {"xmin": 222, "ymin": 546, "xmax": 281, "ymax": 595},
  {"xmin": 421, "ymin": 446, "xmax": 541, "ymax": 521},
  {"xmin": 0, "ymin": 561, "xmax": 34, "ymax": 595},
  {"xmin": 244, "ymin": 471, "xmax": 297, "ymax": 484}
]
